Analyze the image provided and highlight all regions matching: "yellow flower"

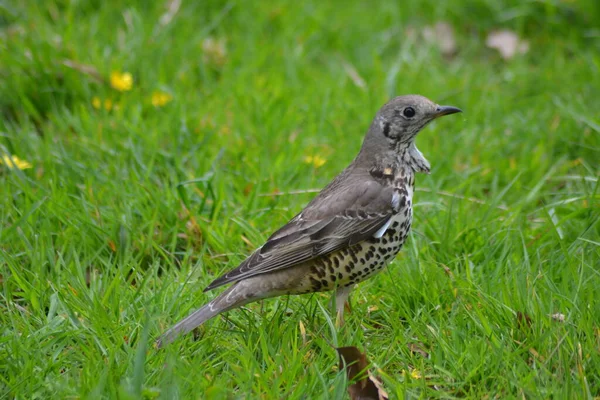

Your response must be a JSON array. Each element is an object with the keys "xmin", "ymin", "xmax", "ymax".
[
  {"xmin": 91, "ymin": 97, "xmax": 116, "ymax": 111},
  {"xmin": 110, "ymin": 71, "xmax": 133, "ymax": 92},
  {"xmin": 402, "ymin": 368, "xmax": 422, "ymax": 379},
  {"xmin": 0, "ymin": 154, "xmax": 32, "ymax": 170},
  {"xmin": 151, "ymin": 91, "xmax": 173, "ymax": 107},
  {"xmin": 303, "ymin": 155, "xmax": 327, "ymax": 168}
]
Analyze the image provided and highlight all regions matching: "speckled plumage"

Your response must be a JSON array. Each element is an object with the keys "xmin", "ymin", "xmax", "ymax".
[
  {"xmin": 293, "ymin": 168, "xmax": 415, "ymax": 295},
  {"xmin": 158, "ymin": 95, "xmax": 461, "ymax": 347}
]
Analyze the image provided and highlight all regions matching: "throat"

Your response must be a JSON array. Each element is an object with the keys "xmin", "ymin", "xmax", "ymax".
[
  {"xmin": 400, "ymin": 143, "xmax": 430, "ymax": 174},
  {"xmin": 366, "ymin": 142, "xmax": 430, "ymax": 182}
]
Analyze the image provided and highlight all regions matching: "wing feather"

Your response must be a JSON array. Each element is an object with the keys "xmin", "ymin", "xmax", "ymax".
[{"xmin": 205, "ymin": 175, "xmax": 396, "ymax": 291}]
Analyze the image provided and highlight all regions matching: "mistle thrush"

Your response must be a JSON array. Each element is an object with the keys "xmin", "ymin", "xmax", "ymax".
[{"xmin": 158, "ymin": 95, "xmax": 462, "ymax": 346}]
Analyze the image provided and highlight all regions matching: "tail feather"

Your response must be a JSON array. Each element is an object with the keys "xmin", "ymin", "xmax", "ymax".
[
  {"xmin": 156, "ymin": 303, "xmax": 220, "ymax": 348},
  {"xmin": 156, "ymin": 283, "xmax": 255, "ymax": 348}
]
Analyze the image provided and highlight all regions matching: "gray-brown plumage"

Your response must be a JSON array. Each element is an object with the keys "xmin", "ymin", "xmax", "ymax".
[{"xmin": 157, "ymin": 95, "xmax": 461, "ymax": 347}]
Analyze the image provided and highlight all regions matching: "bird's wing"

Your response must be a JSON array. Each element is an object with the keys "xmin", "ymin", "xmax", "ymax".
[{"xmin": 205, "ymin": 177, "xmax": 396, "ymax": 291}]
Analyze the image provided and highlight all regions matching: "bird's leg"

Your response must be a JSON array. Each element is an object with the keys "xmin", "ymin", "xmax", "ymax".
[{"xmin": 333, "ymin": 285, "xmax": 353, "ymax": 327}]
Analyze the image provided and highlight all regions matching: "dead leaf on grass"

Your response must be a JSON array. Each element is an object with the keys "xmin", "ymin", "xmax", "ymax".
[
  {"xmin": 202, "ymin": 37, "xmax": 228, "ymax": 67},
  {"xmin": 407, "ymin": 342, "xmax": 430, "ymax": 358},
  {"xmin": 486, "ymin": 30, "xmax": 529, "ymax": 60},
  {"xmin": 243, "ymin": 183, "xmax": 254, "ymax": 196},
  {"xmin": 422, "ymin": 21, "xmax": 457, "ymax": 57},
  {"xmin": 441, "ymin": 263, "xmax": 453, "ymax": 278},
  {"xmin": 159, "ymin": 0, "xmax": 181, "ymax": 26},
  {"xmin": 550, "ymin": 312, "xmax": 566, "ymax": 323},
  {"xmin": 516, "ymin": 311, "xmax": 533, "ymax": 330},
  {"xmin": 62, "ymin": 59, "xmax": 104, "ymax": 82},
  {"xmin": 336, "ymin": 346, "xmax": 388, "ymax": 400}
]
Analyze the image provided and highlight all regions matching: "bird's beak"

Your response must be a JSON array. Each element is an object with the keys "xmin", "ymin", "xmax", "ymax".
[{"xmin": 434, "ymin": 105, "xmax": 462, "ymax": 118}]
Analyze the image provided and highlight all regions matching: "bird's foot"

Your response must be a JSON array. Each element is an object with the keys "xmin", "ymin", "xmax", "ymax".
[{"xmin": 333, "ymin": 286, "xmax": 353, "ymax": 328}]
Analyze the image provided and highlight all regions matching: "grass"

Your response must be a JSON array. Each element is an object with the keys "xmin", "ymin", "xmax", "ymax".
[{"xmin": 1, "ymin": 0, "xmax": 599, "ymax": 398}]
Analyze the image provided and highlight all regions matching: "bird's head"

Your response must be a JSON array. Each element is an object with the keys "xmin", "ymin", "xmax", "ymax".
[
  {"xmin": 357, "ymin": 95, "xmax": 462, "ymax": 173},
  {"xmin": 373, "ymin": 94, "xmax": 462, "ymax": 145}
]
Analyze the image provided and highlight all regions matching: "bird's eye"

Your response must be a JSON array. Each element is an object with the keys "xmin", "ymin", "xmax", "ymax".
[{"xmin": 403, "ymin": 107, "xmax": 416, "ymax": 118}]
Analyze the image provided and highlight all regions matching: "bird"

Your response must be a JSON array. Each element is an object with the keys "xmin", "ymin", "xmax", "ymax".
[{"xmin": 157, "ymin": 95, "xmax": 462, "ymax": 347}]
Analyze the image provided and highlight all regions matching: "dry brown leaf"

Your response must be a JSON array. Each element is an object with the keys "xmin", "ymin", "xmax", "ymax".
[
  {"xmin": 422, "ymin": 21, "xmax": 457, "ymax": 57},
  {"xmin": 407, "ymin": 342, "xmax": 430, "ymax": 358},
  {"xmin": 486, "ymin": 30, "xmax": 529, "ymax": 60},
  {"xmin": 243, "ymin": 183, "xmax": 254, "ymax": 196},
  {"xmin": 516, "ymin": 311, "xmax": 533, "ymax": 329},
  {"xmin": 62, "ymin": 59, "xmax": 104, "ymax": 82},
  {"xmin": 288, "ymin": 129, "xmax": 301, "ymax": 142},
  {"xmin": 159, "ymin": 0, "xmax": 181, "ymax": 26},
  {"xmin": 184, "ymin": 225, "xmax": 201, "ymax": 242},
  {"xmin": 336, "ymin": 346, "xmax": 388, "ymax": 400},
  {"xmin": 367, "ymin": 305, "xmax": 379, "ymax": 313},
  {"xmin": 441, "ymin": 263, "xmax": 453, "ymax": 278},
  {"xmin": 202, "ymin": 37, "xmax": 228, "ymax": 67},
  {"xmin": 85, "ymin": 266, "xmax": 95, "ymax": 288},
  {"xmin": 529, "ymin": 347, "xmax": 545, "ymax": 362}
]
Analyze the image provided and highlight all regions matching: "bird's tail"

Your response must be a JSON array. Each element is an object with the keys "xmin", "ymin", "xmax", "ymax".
[{"xmin": 156, "ymin": 283, "xmax": 254, "ymax": 348}]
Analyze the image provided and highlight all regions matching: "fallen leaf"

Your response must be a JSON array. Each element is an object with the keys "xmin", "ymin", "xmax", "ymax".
[
  {"xmin": 336, "ymin": 346, "xmax": 388, "ymax": 400},
  {"xmin": 202, "ymin": 37, "xmax": 228, "ymax": 67},
  {"xmin": 62, "ymin": 59, "xmax": 103, "ymax": 82},
  {"xmin": 441, "ymin": 263, "xmax": 453, "ymax": 278},
  {"xmin": 550, "ymin": 312, "xmax": 566, "ymax": 323},
  {"xmin": 529, "ymin": 347, "xmax": 545, "ymax": 362},
  {"xmin": 516, "ymin": 311, "xmax": 533, "ymax": 329},
  {"xmin": 159, "ymin": 0, "xmax": 181, "ymax": 26},
  {"xmin": 407, "ymin": 342, "xmax": 430, "ymax": 358},
  {"xmin": 185, "ymin": 216, "xmax": 202, "ymax": 242},
  {"xmin": 422, "ymin": 21, "xmax": 457, "ymax": 57},
  {"xmin": 68, "ymin": 284, "xmax": 78, "ymax": 296},
  {"xmin": 243, "ymin": 183, "xmax": 254, "ymax": 196},
  {"xmin": 288, "ymin": 129, "xmax": 300, "ymax": 142},
  {"xmin": 486, "ymin": 30, "xmax": 529, "ymax": 60},
  {"xmin": 85, "ymin": 266, "xmax": 96, "ymax": 288}
]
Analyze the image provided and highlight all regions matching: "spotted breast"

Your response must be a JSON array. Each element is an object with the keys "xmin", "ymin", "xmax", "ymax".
[{"xmin": 297, "ymin": 167, "xmax": 415, "ymax": 293}]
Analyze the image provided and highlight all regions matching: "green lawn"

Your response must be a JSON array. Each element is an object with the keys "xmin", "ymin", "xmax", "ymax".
[{"xmin": 1, "ymin": 1, "xmax": 599, "ymax": 398}]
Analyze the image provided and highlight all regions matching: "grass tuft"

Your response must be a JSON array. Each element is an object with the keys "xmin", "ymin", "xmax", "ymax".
[{"xmin": 1, "ymin": 0, "xmax": 599, "ymax": 397}]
